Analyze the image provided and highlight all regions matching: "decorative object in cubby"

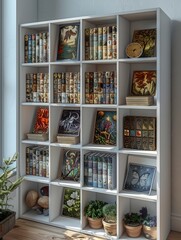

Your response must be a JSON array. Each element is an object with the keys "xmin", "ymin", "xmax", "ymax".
[
  {"xmin": 123, "ymin": 212, "xmax": 143, "ymax": 238},
  {"xmin": 102, "ymin": 203, "xmax": 117, "ymax": 236}
]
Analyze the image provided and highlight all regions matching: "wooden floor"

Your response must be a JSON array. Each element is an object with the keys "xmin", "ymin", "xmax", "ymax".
[{"xmin": 2, "ymin": 219, "xmax": 181, "ymax": 240}]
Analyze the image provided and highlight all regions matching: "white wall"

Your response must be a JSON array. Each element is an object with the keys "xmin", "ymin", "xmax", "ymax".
[{"xmin": 37, "ymin": 0, "xmax": 181, "ymax": 232}]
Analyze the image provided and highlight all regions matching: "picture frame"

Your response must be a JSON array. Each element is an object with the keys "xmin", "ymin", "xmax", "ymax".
[
  {"xmin": 123, "ymin": 162, "xmax": 156, "ymax": 195},
  {"xmin": 132, "ymin": 28, "xmax": 156, "ymax": 57},
  {"xmin": 57, "ymin": 24, "xmax": 80, "ymax": 61},
  {"xmin": 61, "ymin": 149, "xmax": 80, "ymax": 181},
  {"xmin": 93, "ymin": 110, "xmax": 117, "ymax": 145},
  {"xmin": 131, "ymin": 71, "xmax": 156, "ymax": 96},
  {"xmin": 62, "ymin": 188, "xmax": 80, "ymax": 219}
]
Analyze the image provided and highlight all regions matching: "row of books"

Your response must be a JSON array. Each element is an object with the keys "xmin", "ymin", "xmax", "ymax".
[
  {"xmin": 26, "ymin": 73, "xmax": 49, "ymax": 102},
  {"xmin": 24, "ymin": 32, "xmax": 49, "ymax": 63},
  {"xmin": 85, "ymin": 25, "xmax": 117, "ymax": 60},
  {"xmin": 26, "ymin": 146, "xmax": 49, "ymax": 177},
  {"xmin": 85, "ymin": 71, "xmax": 117, "ymax": 104},
  {"xmin": 84, "ymin": 151, "xmax": 116, "ymax": 190},
  {"xmin": 53, "ymin": 72, "xmax": 80, "ymax": 104}
]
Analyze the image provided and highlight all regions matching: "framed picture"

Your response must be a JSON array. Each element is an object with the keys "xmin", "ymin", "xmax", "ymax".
[
  {"xmin": 58, "ymin": 109, "xmax": 80, "ymax": 136},
  {"xmin": 62, "ymin": 188, "xmax": 80, "ymax": 219},
  {"xmin": 132, "ymin": 28, "xmax": 156, "ymax": 57},
  {"xmin": 57, "ymin": 24, "xmax": 80, "ymax": 61},
  {"xmin": 93, "ymin": 110, "xmax": 117, "ymax": 145},
  {"xmin": 131, "ymin": 71, "xmax": 156, "ymax": 96},
  {"xmin": 123, "ymin": 163, "xmax": 156, "ymax": 195},
  {"xmin": 61, "ymin": 149, "xmax": 80, "ymax": 181}
]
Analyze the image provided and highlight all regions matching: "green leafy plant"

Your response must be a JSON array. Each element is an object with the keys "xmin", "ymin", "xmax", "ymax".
[
  {"xmin": 0, "ymin": 153, "xmax": 24, "ymax": 220},
  {"xmin": 123, "ymin": 212, "xmax": 143, "ymax": 227},
  {"xmin": 102, "ymin": 203, "xmax": 117, "ymax": 223},
  {"xmin": 84, "ymin": 200, "xmax": 107, "ymax": 219}
]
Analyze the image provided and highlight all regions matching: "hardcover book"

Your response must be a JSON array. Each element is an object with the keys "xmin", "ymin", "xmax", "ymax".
[
  {"xmin": 93, "ymin": 110, "xmax": 117, "ymax": 145},
  {"xmin": 61, "ymin": 149, "xmax": 80, "ymax": 181},
  {"xmin": 62, "ymin": 188, "xmax": 80, "ymax": 219},
  {"xmin": 27, "ymin": 107, "xmax": 49, "ymax": 141},
  {"xmin": 57, "ymin": 24, "xmax": 79, "ymax": 61},
  {"xmin": 57, "ymin": 109, "xmax": 80, "ymax": 144},
  {"xmin": 132, "ymin": 28, "xmax": 156, "ymax": 57}
]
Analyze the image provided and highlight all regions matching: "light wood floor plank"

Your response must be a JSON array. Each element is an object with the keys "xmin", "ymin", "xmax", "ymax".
[{"xmin": 2, "ymin": 219, "xmax": 181, "ymax": 240}]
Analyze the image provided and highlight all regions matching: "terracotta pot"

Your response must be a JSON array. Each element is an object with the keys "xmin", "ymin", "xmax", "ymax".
[
  {"xmin": 143, "ymin": 225, "xmax": 157, "ymax": 239},
  {"xmin": 0, "ymin": 210, "xmax": 16, "ymax": 238},
  {"xmin": 124, "ymin": 223, "xmax": 142, "ymax": 238},
  {"xmin": 102, "ymin": 219, "xmax": 117, "ymax": 236},
  {"xmin": 87, "ymin": 217, "xmax": 103, "ymax": 229}
]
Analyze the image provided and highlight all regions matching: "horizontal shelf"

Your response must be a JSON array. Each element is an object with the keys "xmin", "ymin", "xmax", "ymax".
[
  {"xmin": 21, "ymin": 62, "xmax": 49, "ymax": 67},
  {"xmin": 23, "ymin": 175, "xmax": 50, "ymax": 183},
  {"xmin": 81, "ymin": 227, "xmax": 109, "ymax": 239},
  {"xmin": 119, "ymin": 190, "xmax": 157, "ymax": 202},
  {"xmin": 82, "ymin": 186, "xmax": 117, "ymax": 195},
  {"xmin": 82, "ymin": 59, "xmax": 117, "ymax": 64},
  {"xmin": 82, "ymin": 144, "xmax": 118, "ymax": 152},
  {"xmin": 119, "ymin": 149, "xmax": 157, "ymax": 157},
  {"xmin": 20, "ymin": 210, "xmax": 49, "ymax": 223},
  {"xmin": 50, "ymin": 103, "xmax": 81, "ymax": 107},
  {"xmin": 119, "ymin": 57, "xmax": 157, "ymax": 63},
  {"xmin": 50, "ymin": 61, "xmax": 81, "ymax": 65},
  {"xmin": 21, "ymin": 102, "xmax": 49, "ymax": 106},
  {"xmin": 21, "ymin": 139, "xmax": 50, "ymax": 145},
  {"xmin": 118, "ymin": 105, "xmax": 157, "ymax": 110},
  {"xmin": 51, "ymin": 215, "xmax": 81, "ymax": 230},
  {"xmin": 82, "ymin": 104, "xmax": 117, "ymax": 108},
  {"xmin": 50, "ymin": 179, "xmax": 81, "ymax": 188},
  {"xmin": 50, "ymin": 142, "xmax": 81, "ymax": 148}
]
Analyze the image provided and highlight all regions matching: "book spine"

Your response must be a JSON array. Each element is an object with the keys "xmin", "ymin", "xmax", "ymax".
[
  {"xmin": 53, "ymin": 73, "xmax": 58, "ymax": 103},
  {"xmin": 29, "ymin": 147, "xmax": 33, "ymax": 175},
  {"xmin": 35, "ymin": 148, "xmax": 40, "ymax": 176},
  {"xmin": 42, "ymin": 148, "xmax": 47, "ymax": 177},
  {"xmin": 110, "ymin": 71, "xmax": 115, "ymax": 104},
  {"xmin": 87, "ymin": 153, "xmax": 93, "ymax": 187},
  {"xmin": 39, "ymin": 73, "xmax": 44, "ymax": 102},
  {"xmin": 89, "ymin": 72, "xmax": 94, "ymax": 104},
  {"xmin": 107, "ymin": 26, "xmax": 112, "ymax": 60},
  {"xmin": 108, "ymin": 154, "xmax": 116, "ymax": 190},
  {"xmin": 39, "ymin": 32, "xmax": 43, "ymax": 63},
  {"xmin": 65, "ymin": 72, "xmax": 70, "ymax": 104},
  {"xmin": 61, "ymin": 72, "xmax": 66, "ymax": 103},
  {"xmin": 32, "ymin": 33, "xmax": 36, "ymax": 63},
  {"xmin": 26, "ymin": 73, "xmax": 31, "ymax": 102},
  {"xmin": 102, "ymin": 155, "xmax": 108, "ymax": 189},
  {"xmin": 105, "ymin": 71, "xmax": 110, "ymax": 104},
  {"xmin": 84, "ymin": 153, "xmax": 89, "ymax": 186},
  {"xmin": 73, "ymin": 72, "xmax": 78, "ymax": 104},
  {"xmin": 28, "ymin": 34, "xmax": 32, "ymax": 63},
  {"xmin": 47, "ymin": 32, "xmax": 49, "ymax": 62},
  {"xmin": 89, "ymin": 28, "xmax": 94, "ymax": 60},
  {"xmin": 32, "ymin": 73, "xmax": 38, "ymax": 102},
  {"xmin": 85, "ymin": 72, "xmax": 90, "ymax": 104},
  {"xmin": 93, "ymin": 27, "xmax": 98, "ymax": 60},
  {"xmin": 57, "ymin": 72, "xmax": 62, "ymax": 103},
  {"xmin": 102, "ymin": 71, "xmax": 106, "ymax": 104},
  {"xmin": 93, "ymin": 72, "xmax": 98, "ymax": 104},
  {"xmin": 36, "ymin": 33, "xmax": 40, "ymax": 63},
  {"xmin": 85, "ymin": 28, "xmax": 90, "ymax": 60},
  {"xmin": 43, "ymin": 32, "xmax": 48, "ymax": 62},
  {"xmin": 26, "ymin": 146, "xmax": 30, "ymax": 175},
  {"xmin": 32, "ymin": 147, "xmax": 37, "ymax": 176},
  {"xmin": 98, "ymin": 71, "xmax": 103, "ymax": 104},
  {"xmin": 92, "ymin": 154, "xmax": 98, "ymax": 188},
  {"xmin": 112, "ymin": 25, "xmax": 117, "ymax": 59},
  {"xmin": 24, "ymin": 34, "xmax": 28, "ymax": 63},
  {"xmin": 102, "ymin": 26, "xmax": 107, "ymax": 60},
  {"xmin": 44, "ymin": 73, "xmax": 49, "ymax": 103},
  {"xmin": 98, "ymin": 27, "xmax": 103, "ymax": 60},
  {"xmin": 97, "ymin": 154, "xmax": 103, "ymax": 188},
  {"xmin": 46, "ymin": 149, "xmax": 49, "ymax": 178}
]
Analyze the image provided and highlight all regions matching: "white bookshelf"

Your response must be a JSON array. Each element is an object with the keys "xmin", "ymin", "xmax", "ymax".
[{"xmin": 19, "ymin": 8, "xmax": 171, "ymax": 239}]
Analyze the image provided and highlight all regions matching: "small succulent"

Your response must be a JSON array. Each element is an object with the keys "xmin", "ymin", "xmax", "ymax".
[
  {"xmin": 84, "ymin": 200, "xmax": 107, "ymax": 219},
  {"xmin": 140, "ymin": 207, "xmax": 157, "ymax": 227},
  {"xmin": 123, "ymin": 212, "xmax": 143, "ymax": 226},
  {"xmin": 102, "ymin": 203, "xmax": 117, "ymax": 223}
]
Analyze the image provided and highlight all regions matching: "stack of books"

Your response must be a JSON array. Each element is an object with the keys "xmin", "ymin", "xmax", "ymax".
[{"xmin": 126, "ymin": 96, "xmax": 154, "ymax": 106}]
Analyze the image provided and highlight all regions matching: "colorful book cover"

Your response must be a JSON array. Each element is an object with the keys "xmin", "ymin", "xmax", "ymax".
[
  {"xmin": 85, "ymin": 28, "xmax": 90, "ymax": 60},
  {"xmin": 94, "ymin": 110, "xmax": 117, "ymax": 145},
  {"xmin": 93, "ymin": 27, "xmax": 98, "ymax": 60},
  {"xmin": 24, "ymin": 34, "xmax": 28, "ymax": 63},
  {"xmin": 98, "ymin": 27, "xmax": 103, "ymax": 60},
  {"xmin": 131, "ymin": 71, "xmax": 156, "ymax": 96},
  {"xmin": 108, "ymin": 154, "xmax": 116, "ymax": 190},
  {"xmin": 102, "ymin": 26, "xmax": 107, "ymax": 59},
  {"xmin": 57, "ymin": 24, "xmax": 79, "ymax": 61},
  {"xmin": 107, "ymin": 26, "xmax": 112, "ymax": 59},
  {"xmin": 58, "ymin": 109, "xmax": 80, "ymax": 136},
  {"xmin": 61, "ymin": 149, "xmax": 80, "ymax": 181},
  {"xmin": 32, "ymin": 107, "xmax": 49, "ymax": 134},
  {"xmin": 62, "ymin": 188, "xmax": 80, "ymax": 219}
]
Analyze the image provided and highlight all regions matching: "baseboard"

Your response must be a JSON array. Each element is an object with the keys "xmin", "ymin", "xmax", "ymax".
[{"xmin": 171, "ymin": 213, "xmax": 181, "ymax": 232}]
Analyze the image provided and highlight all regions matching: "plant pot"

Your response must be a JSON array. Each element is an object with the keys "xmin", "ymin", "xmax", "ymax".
[
  {"xmin": 143, "ymin": 225, "xmax": 157, "ymax": 239},
  {"xmin": 102, "ymin": 219, "xmax": 117, "ymax": 236},
  {"xmin": 0, "ymin": 210, "xmax": 16, "ymax": 239},
  {"xmin": 87, "ymin": 217, "xmax": 103, "ymax": 229},
  {"xmin": 124, "ymin": 223, "xmax": 142, "ymax": 238}
]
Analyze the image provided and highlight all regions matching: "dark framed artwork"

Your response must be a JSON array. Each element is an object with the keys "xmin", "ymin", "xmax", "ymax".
[
  {"xmin": 62, "ymin": 188, "xmax": 80, "ymax": 219},
  {"xmin": 61, "ymin": 149, "xmax": 80, "ymax": 181},
  {"xmin": 57, "ymin": 24, "xmax": 80, "ymax": 61},
  {"xmin": 93, "ymin": 110, "xmax": 117, "ymax": 145},
  {"xmin": 123, "ymin": 163, "xmax": 156, "ymax": 195}
]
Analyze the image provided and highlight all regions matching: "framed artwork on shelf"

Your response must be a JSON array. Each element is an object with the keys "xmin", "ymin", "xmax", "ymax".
[
  {"xmin": 27, "ymin": 107, "xmax": 49, "ymax": 141},
  {"xmin": 131, "ymin": 71, "xmax": 157, "ymax": 96},
  {"xmin": 93, "ymin": 110, "xmax": 117, "ymax": 145},
  {"xmin": 62, "ymin": 188, "xmax": 80, "ymax": 219},
  {"xmin": 57, "ymin": 109, "xmax": 80, "ymax": 144},
  {"xmin": 123, "ymin": 162, "xmax": 156, "ymax": 195},
  {"xmin": 132, "ymin": 28, "xmax": 156, "ymax": 57},
  {"xmin": 61, "ymin": 149, "xmax": 80, "ymax": 181},
  {"xmin": 57, "ymin": 24, "xmax": 80, "ymax": 61}
]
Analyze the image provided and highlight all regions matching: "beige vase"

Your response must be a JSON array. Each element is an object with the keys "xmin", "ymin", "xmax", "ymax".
[
  {"xmin": 124, "ymin": 224, "xmax": 142, "ymax": 238},
  {"xmin": 143, "ymin": 225, "xmax": 157, "ymax": 239},
  {"xmin": 87, "ymin": 217, "xmax": 103, "ymax": 229},
  {"xmin": 102, "ymin": 219, "xmax": 117, "ymax": 236}
]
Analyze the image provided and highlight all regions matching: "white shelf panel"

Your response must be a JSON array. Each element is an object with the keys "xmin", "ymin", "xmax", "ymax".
[
  {"xmin": 21, "ymin": 63, "xmax": 49, "ymax": 67},
  {"xmin": 119, "ymin": 57, "xmax": 157, "ymax": 64},
  {"xmin": 21, "ymin": 210, "xmax": 49, "ymax": 223},
  {"xmin": 120, "ymin": 233, "xmax": 146, "ymax": 239},
  {"xmin": 21, "ymin": 139, "xmax": 50, "ymax": 145},
  {"xmin": 82, "ymin": 186, "xmax": 117, "ymax": 195},
  {"xmin": 81, "ymin": 104, "xmax": 118, "ymax": 108},
  {"xmin": 82, "ymin": 59, "xmax": 117, "ymax": 64},
  {"xmin": 82, "ymin": 226, "xmax": 113, "ymax": 239},
  {"xmin": 119, "ymin": 190, "xmax": 157, "ymax": 202},
  {"xmin": 50, "ymin": 103, "xmax": 81, "ymax": 107},
  {"xmin": 24, "ymin": 175, "xmax": 50, "ymax": 183},
  {"xmin": 21, "ymin": 102, "xmax": 49, "ymax": 106},
  {"xmin": 50, "ymin": 61, "xmax": 81, "ymax": 65},
  {"xmin": 50, "ymin": 142, "xmax": 81, "ymax": 148},
  {"xmin": 118, "ymin": 105, "xmax": 157, "ymax": 110},
  {"xmin": 51, "ymin": 216, "xmax": 81, "ymax": 230},
  {"xmin": 119, "ymin": 149, "xmax": 157, "ymax": 157},
  {"xmin": 82, "ymin": 144, "xmax": 118, "ymax": 152},
  {"xmin": 51, "ymin": 179, "xmax": 81, "ymax": 188}
]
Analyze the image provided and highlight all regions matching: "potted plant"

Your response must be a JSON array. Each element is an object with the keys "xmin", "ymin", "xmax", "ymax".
[
  {"xmin": 84, "ymin": 200, "xmax": 107, "ymax": 229},
  {"xmin": 0, "ymin": 153, "xmax": 24, "ymax": 239},
  {"xmin": 141, "ymin": 207, "xmax": 157, "ymax": 239},
  {"xmin": 102, "ymin": 203, "xmax": 117, "ymax": 236},
  {"xmin": 123, "ymin": 212, "xmax": 143, "ymax": 238}
]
